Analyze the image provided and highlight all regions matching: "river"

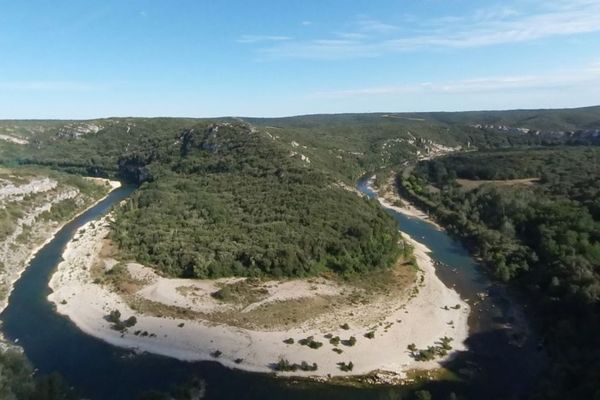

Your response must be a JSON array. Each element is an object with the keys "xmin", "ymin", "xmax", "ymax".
[{"xmin": 0, "ymin": 179, "xmax": 543, "ymax": 399}]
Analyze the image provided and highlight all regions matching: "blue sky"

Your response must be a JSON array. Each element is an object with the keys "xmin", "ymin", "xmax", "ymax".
[{"xmin": 1, "ymin": 0, "xmax": 600, "ymax": 118}]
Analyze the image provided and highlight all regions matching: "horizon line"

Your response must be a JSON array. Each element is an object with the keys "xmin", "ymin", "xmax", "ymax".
[{"xmin": 1, "ymin": 104, "xmax": 599, "ymax": 122}]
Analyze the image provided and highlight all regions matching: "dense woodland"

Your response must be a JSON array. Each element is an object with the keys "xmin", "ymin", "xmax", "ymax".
[
  {"xmin": 403, "ymin": 146, "xmax": 600, "ymax": 399},
  {"xmin": 0, "ymin": 119, "xmax": 402, "ymax": 278},
  {"xmin": 110, "ymin": 123, "xmax": 400, "ymax": 278}
]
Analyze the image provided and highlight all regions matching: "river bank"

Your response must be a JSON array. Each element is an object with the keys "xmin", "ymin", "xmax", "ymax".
[
  {"xmin": 0, "ymin": 175, "xmax": 120, "ymax": 315},
  {"xmin": 0, "ymin": 175, "xmax": 545, "ymax": 399},
  {"xmin": 366, "ymin": 175, "xmax": 442, "ymax": 230},
  {"xmin": 48, "ymin": 209, "xmax": 469, "ymax": 380}
]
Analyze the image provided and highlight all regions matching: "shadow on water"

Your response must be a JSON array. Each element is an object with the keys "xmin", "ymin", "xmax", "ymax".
[
  {"xmin": 0, "ymin": 180, "xmax": 544, "ymax": 399},
  {"xmin": 357, "ymin": 177, "xmax": 545, "ymax": 398}
]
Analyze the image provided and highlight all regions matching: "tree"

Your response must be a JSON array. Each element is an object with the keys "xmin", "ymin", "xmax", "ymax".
[{"xmin": 414, "ymin": 390, "xmax": 432, "ymax": 400}]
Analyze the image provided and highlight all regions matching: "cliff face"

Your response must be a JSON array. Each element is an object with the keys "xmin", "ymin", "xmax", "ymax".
[
  {"xmin": 117, "ymin": 157, "xmax": 152, "ymax": 183},
  {"xmin": 0, "ymin": 168, "xmax": 111, "ymax": 312}
]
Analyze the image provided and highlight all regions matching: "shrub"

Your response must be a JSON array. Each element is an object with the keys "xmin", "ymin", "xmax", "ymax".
[
  {"xmin": 414, "ymin": 347, "xmax": 437, "ymax": 361},
  {"xmin": 273, "ymin": 358, "xmax": 294, "ymax": 372},
  {"xmin": 298, "ymin": 336, "xmax": 313, "ymax": 346},
  {"xmin": 439, "ymin": 336, "xmax": 453, "ymax": 350},
  {"xmin": 273, "ymin": 358, "xmax": 317, "ymax": 372},
  {"xmin": 299, "ymin": 336, "xmax": 323, "ymax": 349},
  {"xmin": 337, "ymin": 361, "xmax": 354, "ymax": 372},
  {"xmin": 123, "ymin": 316, "xmax": 137, "ymax": 328},
  {"xmin": 211, "ymin": 287, "xmax": 231, "ymax": 301},
  {"xmin": 106, "ymin": 309, "xmax": 121, "ymax": 324},
  {"xmin": 343, "ymin": 336, "xmax": 356, "ymax": 346}
]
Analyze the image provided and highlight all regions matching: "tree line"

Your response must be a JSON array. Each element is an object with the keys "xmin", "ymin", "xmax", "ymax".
[{"xmin": 401, "ymin": 146, "xmax": 600, "ymax": 399}]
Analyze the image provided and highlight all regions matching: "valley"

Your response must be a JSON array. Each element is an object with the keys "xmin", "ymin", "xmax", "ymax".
[{"xmin": 0, "ymin": 106, "xmax": 598, "ymax": 399}]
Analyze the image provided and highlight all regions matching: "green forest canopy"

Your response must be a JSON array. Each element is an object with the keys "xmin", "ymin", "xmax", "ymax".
[
  {"xmin": 110, "ymin": 123, "xmax": 400, "ymax": 278},
  {"xmin": 407, "ymin": 146, "xmax": 600, "ymax": 399}
]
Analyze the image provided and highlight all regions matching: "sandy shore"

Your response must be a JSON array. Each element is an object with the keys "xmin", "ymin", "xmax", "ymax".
[
  {"xmin": 48, "ymin": 210, "xmax": 469, "ymax": 379},
  {"xmin": 0, "ymin": 179, "xmax": 121, "ymax": 314}
]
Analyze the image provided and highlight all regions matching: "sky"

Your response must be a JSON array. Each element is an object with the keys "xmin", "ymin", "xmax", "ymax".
[{"xmin": 1, "ymin": 0, "xmax": 600, "ymax": 119}]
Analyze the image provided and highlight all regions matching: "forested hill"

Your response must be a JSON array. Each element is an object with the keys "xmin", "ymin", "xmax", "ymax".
[
  {"xmin": 111, "ymin": 122, "xmax": 401, "ymax": 278},
  {"xmin": 404, "ymin": 147, "xmax": 600, "ymax": 399},
  {"xmin": 2, "ymin": 106, "xmax": 599, "ymax": 183},
  {"xmin": 243, "ymin": 106, "xmax": 600, "ymax": 179},
  {"xmin": 1, "ymin": 120, "xmax": 401, "ymax": 279}
]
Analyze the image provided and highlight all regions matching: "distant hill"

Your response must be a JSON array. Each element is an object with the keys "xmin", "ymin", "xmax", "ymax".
[
  {"xmin": 244, "ymin": 106, "xmax": 600, "ymax": 178},
  {"xmin": 2, "ymin": 105, "xmax": 599, "ymax": 180}
]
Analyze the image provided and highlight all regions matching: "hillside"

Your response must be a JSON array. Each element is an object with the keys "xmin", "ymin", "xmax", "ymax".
[
  {"xmin": 243, "ymin": 106, "xmax": 600, "ymax": 179},
  {"xmin": 110, "ymin": 122, "xmax": 400, "ymax": 278},
  {"xmin": 0, "ymin": 166, "xmax": 113, "ymax": 307},
  {"xmin": 2, "ymin": 106, "xmax": 599, "ymax": 183}
]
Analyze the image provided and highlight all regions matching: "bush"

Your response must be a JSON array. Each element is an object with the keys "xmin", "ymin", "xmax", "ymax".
[
  {"xmin": 123, "ymin": 316, "xmax": 137, "ymax": 327},
  {"xmin": 273, "ymin": 358, "xmax": 318, "ymax": 372},
  {"xmin": 414, "ymin": 347, "xmax": 437, "ymax": 361},
  {"xmin": 299, "ymin": 361, "xmax": 318, "ymax": 371},
  {"xmin": 105, "ymin": 310, "xmax": 137, "ymax": 331},
  {"xmin": 106, "ymin": 309, "xmax": 121, "ymax": 324},
  {"xmin": 299, "ymin": 336, "xmax": 323, "ymax": 349},
  {"xmin": 337, "ymin": 361, "xmax": 354, "ymax": 372},
  {"xmin": 343, "ymin": 336, "xmax": 356, "ymax": 346},
  {"xmin": 273, "ymin": 358, "xmax": 295, "ymax": 372}
]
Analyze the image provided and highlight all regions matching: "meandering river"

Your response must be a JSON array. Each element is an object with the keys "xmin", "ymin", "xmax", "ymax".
[{"xmin": 0, "ymin": 179, "xmax": 543, "ymax": 399}]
